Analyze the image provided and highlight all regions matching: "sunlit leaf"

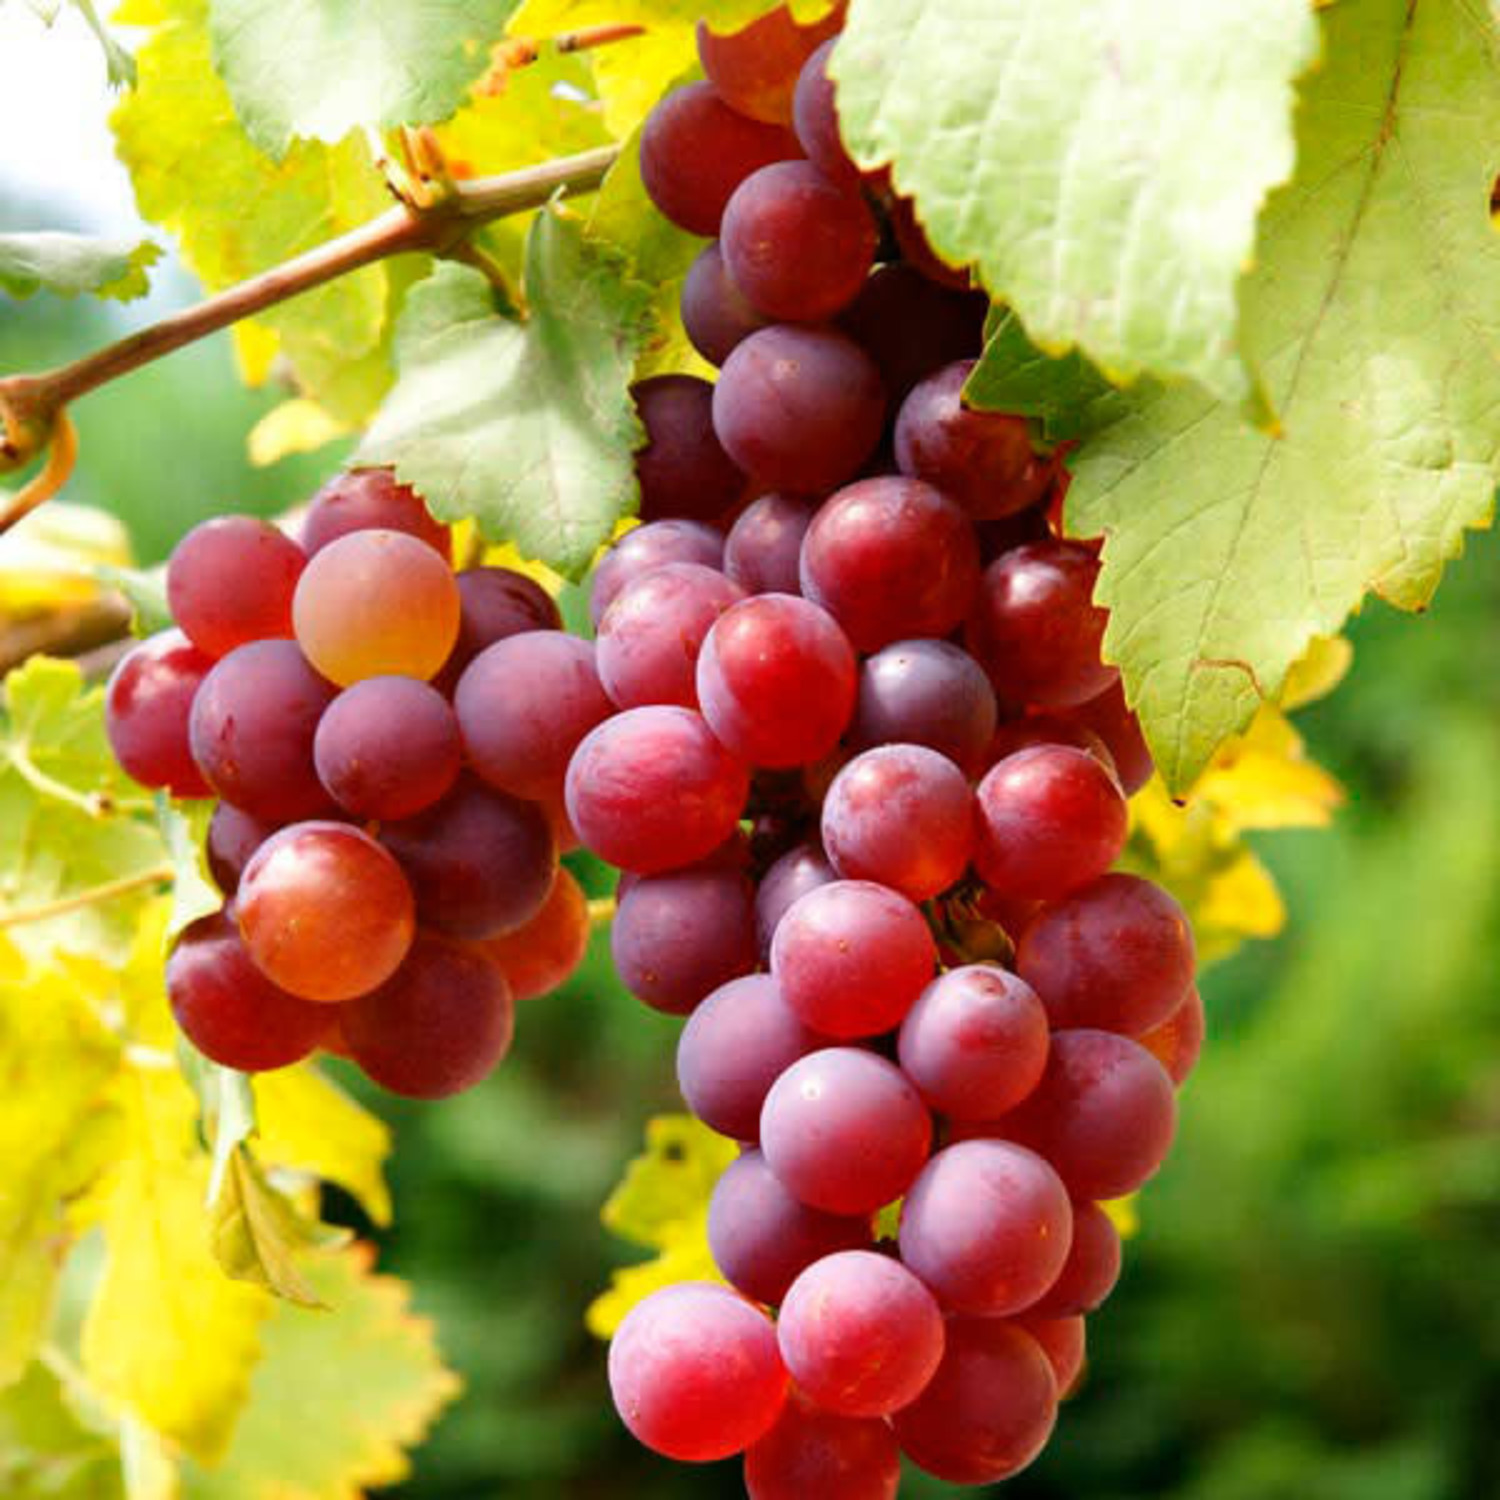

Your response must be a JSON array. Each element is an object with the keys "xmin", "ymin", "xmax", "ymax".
[{"xmin": 0, "ymin": 233, "xmax": 158, "ymax": 302}]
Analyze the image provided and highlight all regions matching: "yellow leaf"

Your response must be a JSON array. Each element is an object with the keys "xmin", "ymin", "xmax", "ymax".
[
  {"xmin": 586, "ymin": 1217, "xmax": 722, "ymax": 1339},
  {"xmin": 0, "ymin": 504, "xmax": 133, "ymax": 617},
  {"xmin": 245, "ymin": 399, "xmax": 349, "ymax": 467},
  {"xmin": 1197, "ymin": 848, "xmax": 1286, "ymax": 943},
  {"xmin": 1101, "ymin": 1197, "xmax": 1139, "ymax": 1239},
  {"xmin": 1281, "ymin": 634, "xmax": 1353, "ymax": 711},
  {"xmin": 1196, "ymin": 707, "xmax": 1345, "ymax": 832},
  {"xmin": 476, "ymin": 541, "xmax": 568, "ymax": 598},
  {"xmin": 181, "ymin": 1244, "xmax": 462, "ymax": 1500},
  {"xmin": 230, "ymin": 322, "xmax": 279, "ymax": 389},
  {"xmin": 0, "ymin": 948, "xmax": 124, "ymax": 1387},
  {"xmin": 253, "ymin": 1066, "xmax": 393, "ymax": 1229},
  {"xmin": 82, "ymin": 1066, "xmax": 271, "ymax": 1464}
]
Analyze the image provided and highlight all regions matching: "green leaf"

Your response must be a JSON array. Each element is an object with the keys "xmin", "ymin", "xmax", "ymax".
[
  {"xmin": 0, "ymin": 1363, "xmax": 125, "ymax": 1500},
  {"xmin": 113, "ymin": 0, "xmax": 397, "ymax": 424},
  {"xmin": 208, "ymin": 0, "xmax": 519, "ymax": 159},
  {"xmin": 360, "ymin": 208, "xmax": 652, "ymax": 577},
  {"xmin": 965, "ymin": 308, "xmax": 1132, "ymax": 445},
  {"xmin": 832, "ymin": 0, "xmax": 1319, "ymax": 414},
  {"xmin": 0, "ymin": 233, "xmax": 159, "ymax": 302},
  {"xmin": 92, "ymin": 563, "xmax": 172, "ymax": 637},
  {"xmin": 157, "ymin": 797, "xmax": 221, "ymax": 942},
  {"xmin": 0, "ymin": 660, "xmax": 164, "ymax": 965},
  {"xmin": 1065, "ymin": 0, "xmax": 1500, "ymax": 791},
  {"xmin": 180, "ymin": 1244, "xmax": 462, "ymax": 1500}
]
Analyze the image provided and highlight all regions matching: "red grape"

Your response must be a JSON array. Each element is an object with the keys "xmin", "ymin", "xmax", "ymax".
[
  {"xmin": 589, "ymin": 519, "xmax": 725, "ymax": 627},
  {"xmin": 596, "ymin": 562, "xmax": 744, "ymax": 710},
  {"xmin": 760, "ymin": 1047, "xmax": 931, "ymax": 1215},
  {"xmin": 800, "ymin": 476, "xmax": 980, "ymax": 651},
  {"xmin": 611, "ymin": 864, "xmax": 757, "ymax": 1015},
  {"xmin": 753, "ymin": 840, "xmax": 836, "ymax": 959},
  {"xmin": 899, "ymin": 1140, "xmax": 1073, "ymax": 1316},
  {"xmin": 821, "ymin": 744, "xmax": 975, "ymax": 902},
  {"xmin": 996, "ymin": 1029, "xmax": 1178, "ymax": 1200},
  {"xmin": 292, "ymin": 529, "xmax": 459, "ymax": 685},
  {"xmin": 708, "ymin": 1150, "xmax": 871, "ymax": 1305},
  {"xmin": 967, "ymin": 540, "xmax": 1117, "ymax": 710},
  {"xmin": 340, "ymin": 931, "xmax": 514, "ymax": 1098},
  {"xmin": 189, "ymin": 639, "xmax": 335, "ymax": 821},
  {"xmin": 455, "ymin": 631, "xmax": 613, "ymax": 801},
  {"xmin": 1028, "ymin": 1199, "xmax": 1122, "ymax": 1317},
  {"xmin": 897, "ymin": 964, "xmax": 1049, "ymax": 1120},
  {"xmin": 891, "ymin": 1319, "xmax": 1058, "ymax": 1484},
  {"xmin": 639, "ymin": 81, "xmax": 800, "ymax": 236},
  {"xmin": 314, "ymin": 676, "xmax": 461, "ymax": 820},
  {"xmin": 380, "ymin": 778, "xmax": 557, "ymax": 941},
  {"xmin": 770, "ymin": 879, "xmax": 936, "ymax": 1038},
  {"xmin": 713, "ymin": 325, "xmax": 886, "ymax": 493},
  {"xmin": 791, "ymin": 37, "xmax": 860, "ymax": 186},
  {"xmin": 723, "ymin": 493, "xmax": 814, "ymax": 595},
  {"xmin": 839, "ymin": 263, "xmax": 987, "ymax": 402},
  {"xmin": 565, "ymin": 706, "xmax": 749, "ymax": 873},
  {"xmin": 744, "ymin": 1390, "xmax": 899, "ymax": 1500},
  {"xmin": 986, "ymin": 714, "xmax": 1117, "ymax": 775},
  {"xmin": 1064, "ymin": 679, "xmax": 1155, "ymax": 795},
  {"xmin": 105, "ymin": 629, "xmax": 214, "ymax": 797},
  {"xmin": 697, "ymin": 3, "xmax": 844, "ymax": 124},
  {"xmin": 1139, "ymin": 985, "xmax": 1206, "ymax": 1085},
  {"xmin": 633, "ymin": 375, "xmax": 746, "ymax": 523},
  {"xmin": 677, "ymin": 974, "xmax": 826, "ymax": 1141},
  {"xmin": 300, "ymin": 468, "xmax": 450, "ymax": 560},
  {"xmin": 681, "ymin": 241, "xmax": 769, "ymax": 367},
  {"xmin": 1016, "ymin": 872, "xmax": 1196, "ymax": 1036},
  {"xmin": 167, "ymin": 515, "xmax": 305, "ymax": 658},
  {"xmin": 478, "ymin": 867, "xmax": 590, "ymax": 1001},
  {"xmin": 447, "ymin": 565, "xmax": 562, "ymax": 676},
  {"xmin": 1016, "ymin": 1313, "xmax": 1087, "ymax": 1397},
  {"xmin": 238, "ymin": 820, "xmax": 415, "ymax": 1002},
  {"xmin": 778, "ymin": 1250, "xmax": 944, "ymax": 1416},
  {"xmin": 205, "ymin": 802, "xmax": 277, "ymax": 894},
  {"xmin": 696, "ymin": 593, "xmax": 856, "ymax": 769},
  {"xmin": 608, "ymin": 1284, "xmax": 787, "ymax": 1461},
  {"xmin": 851, "ymin": 638, "xmax": 997, "ymax": 776},
  {"xmin": 722, "ymin": 161, "xmax": 877, "ymax": 321},
  {"xmin": 167, "ymin": 910, "xmax": 331, "ymax": 1072},
  {"xmin": 974, "ymin": 744, "xmax": 1128, "ymax": 901}
]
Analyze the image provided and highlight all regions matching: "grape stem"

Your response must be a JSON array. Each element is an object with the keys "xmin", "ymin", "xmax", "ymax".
[
  {"xmin": 0, "ymin": 142, "xmax": 621, "ymax": 532},
  {"xmin": 0, "ymin": 863, "xmax": 174, "ymax": 928}
]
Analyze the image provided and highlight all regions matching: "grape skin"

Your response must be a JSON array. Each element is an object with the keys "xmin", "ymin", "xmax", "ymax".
[
  {"xmin": 565, "ymin": 705, "xmax": 750, "ymax": 874},
  {"xmin": 167, "ymin": 911, "xmax": 331, "ymax": 1072},
  {"xmin": 189, "ymin": 639, "xmax": 335, "ymax": 821},
  {"xmin": 1139, "ymin": 985, "xmax": 1207, "ymax": 1085},
  {"xmin": 1028, "ymin": 1198, "xmax": 1122, "ymax": 1318},
  {"xmin": 589, "ymin": 519, "xmax": 725, "ymax": 628},
  {"xmin": 446, "ymin": 566, "xmax": 562, "ymax": 677},
  {"xmin": 1016, "ymin": 1313, "xmax": 1087, "ymax": 1397},
  {"xmin": 771, "ymin": 879, "xmax": 935, "ymax": 1039},
  {"xmin": 753, "ymin": 840, "xmax": 836, "ymax": 960},
  {"xmin": 898, "ymin": 1139, "xmax": 1074, "ymax": 1316},
  {"xmin": 696, "ymin": 593, "xmax": 857, "ymax": 770},
  {"xmin": 891, "ymin": 1319, "xmax": 1058, "ymax": 1485},
  {"xmin": 744, "ymin": 1390, "xmax": 900, "ymax": 1500},
  {"xmin": 676, "ymin": 974, "xmax": 826, "ymax": 1141},
  {"xmin": 478, "ymin": 867, "xmax": 590, "ymax": 1002},
  {"xmin": 299, "ymin": 467, "xmax": 450, "ymax": 560},
  {"xmin": 632, "ymin": 375, "xmax": 747, "ymax": 524},
  {"xmin": 166, "ymin": 514, "xmax": 306, "ymax": 659},
  {"xmin": 708, "ymin": 1150, "xmax": 871, "ymax": 1306},
  {"xmin": 611, "ymin": 864, "xmax": 757, "ymax": 1015},
  {"xmin": 723, "ymin": 493, "xmax": 814, "ymax": 596},
  {"xmin": 791, "ymin": 37, "xmax": 861, "ymax": 187},
  {"xmin": 850, "ymin": 637, "xmax": 998, "ymax": 777},
  {"xmin": 821, "ymin": 743, "xmax": 975, "ymax": 902},
  {"xmin": 777, "ymin": 1250, "xmax": 945, "ymax": 1417},
  {"xmin": 681, "ymin": 241, "xmax": 769, "ymax": 367},
  {"xmin": 105, "ymin": 629, "xmax": 214, "ymax": 798},
  {"xmin": 608, "ymin": 1283, "xmax": 788, "ymax": 1462},
  {"xmin": 237, "ymin": 821, "xmax": 416, "ymax": 1003},
  {"xmin": 340, "ymin": 931, "xmax": 514, "ymax": 1099},
  {"xmin": 838, "ymin": 263, "xmax": 986, "ymax": 403},
  {"xmin": 205, "ymin": 802, "xmax": 278, "ymax": 895},
  {"xmin": 1063, "ymin": 678, "xmax": 1156, "ymax": 795},
  {"xmin": 759, "ymin": 1047, "xmax": 931, "ymax": 1215},
  {"xmin": 292, "ymin": 528, "xmax": 460, "ymax": 686},
  {"xmin": 713, "ymin": 325, "xmax": 886, "ymax": 493}
]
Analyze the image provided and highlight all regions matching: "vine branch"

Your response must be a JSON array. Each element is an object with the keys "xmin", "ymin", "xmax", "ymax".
[{"xmin": 0, "ymin": 142, "xmax": 621, "ymax": 532}]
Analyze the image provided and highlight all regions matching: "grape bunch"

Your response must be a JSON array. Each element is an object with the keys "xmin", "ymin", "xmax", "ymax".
[
  {"xmin": 104, "ymin": 469, "xmax": 596, "ymax": 1098},
  {"xmin": 584, "ymin": 8, "xmax": 1204, "ymax": 1494}
]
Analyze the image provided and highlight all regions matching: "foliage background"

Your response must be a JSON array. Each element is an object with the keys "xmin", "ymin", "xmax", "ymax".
[{"xmin": 4, "ymin": 11, "xmax": 1500, "ymax": 1500}]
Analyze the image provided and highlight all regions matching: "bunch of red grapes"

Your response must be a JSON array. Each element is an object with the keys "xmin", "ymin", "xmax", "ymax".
[
  {"xmin": 104, "ymin": 470, "xmax": 595, "ymax": 1098},
  {"xmin": 594, "ymin": 6, "xmax": 1205, "ymax": 1496}
]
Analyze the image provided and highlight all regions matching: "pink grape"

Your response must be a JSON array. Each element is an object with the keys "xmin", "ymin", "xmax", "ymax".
[
  {"xmin": 850, "ymin": 638, "xmax": 998, "ymax": 777},
  {"xmin": 724, "ymin": 493, "xmax": 814, "ymax": 595},
  {"xmin": 299, "ymin": 468, "xmax": 450, "ymax": 560},
  {"xmin": 205, "ymin": 802, "xmax": 277, "ymax": 894},
  {"xmin": 1016, "ymin": 1313, "xmax": 1087, "ymax": 1397},
  {"xmin": 744, "ymin": 1390, "xmax": 900, "ymax": 1500},
  {"xmin": 753, "ymin": 840, "xmax": 836, "ymax": 960},
  {"xmin": 791, "ymin": 37, "xmax": 860, "ymax": 187},
  {"xmin": 105, "ymin": 629, "xmax": 214, "ymax": 798},
  {"xmin": 1029, "ymin": 1199, "xmax": 1122, "ymax": 1317},
  {"xmin": 1064, "ymin": 679, "xmax": 1155, "ymax": 794},
  {"xmin": 608, "ymin": 1283, "xmax": 788, "ymax": 1461},
  {"xmin": 589, "ymin": 519, "xmax": 725, "ymax": 628},
  {"xmin": 839, "ymin": 263, "xmax": 987, "ymax": 402},
  {"xmin": 167, "ymin": 514, "xmax": 305, "ymax": 658},
  {"xmin": 681, "ymin": 241, "xmax": 769, "ymax": 366}
]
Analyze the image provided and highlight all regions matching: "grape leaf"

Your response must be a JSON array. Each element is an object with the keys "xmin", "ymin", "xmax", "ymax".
[
  {"xmin": 0, "ymin": 1362, "xmax": 125, "ymax": 1500},
  {"xmin": 0, "ymin": 233, "xmax": 160, "ymax": 303},
  {"xmin": 112, "ymin": 0, "xmax": 396, "ymax": 424},
  {"xmin": 81, "ymin": 1064, "xmax": 271, "ymax": 1465},
  {"xmin": 505, "ymin": 0, "xmax": 836, "ymax": 136},
  {"xmin": 0, "ymin": 940, "xmax": 124, "ymax": 1389},
  {"xmin": 24, "ymin": 0, "xmax": 137, "ymax": 88},
  {"xmin": 0, "ymin": 503, "xmax": 133, "ymax": 617},
  {"xmin": 253, "ymin": 1066, "xmax": 393, "ymax": 1229},
  {"xmin": 832, "ymin": 0, "xmax": 1319, "ymax": 415},
  {"xmin": 158, "ymin": 797, "xmax": 221, "ymax": 942},
  {"xmin": 586, "ymin": 1114, "xmax": 736, "ymax": 1339},
  {"xmin": 1064, "ymin": 0, "xmax": 1500, "ymax": 789},
  {"xmin": 180, "ymin": 1244, "xmax": 462, "ymax": 1500},
  {"xmin": 359, "ymin": 209, "xmax": 653, "ymax": 577},
  {"xmin": 0, "ymin": 659, "xmax": 165, "ymax": 965},
  {"xmin": 208, "ymin": 0, "xmax": 519, "ymax": 158}
]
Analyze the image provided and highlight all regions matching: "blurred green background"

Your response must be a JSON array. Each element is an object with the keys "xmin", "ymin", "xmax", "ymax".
[{"xmin": 5, "ymin": 198, "xmax": 1500, "ymax": 1500}]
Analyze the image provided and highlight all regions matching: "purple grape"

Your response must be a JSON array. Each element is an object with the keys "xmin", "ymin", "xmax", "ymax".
[
  {"xmin": 753, "ymin": 840, "xmax": 836, "ymax": 959},
  {"xmin": 850, "ymin": 638, "xmax": 998, "ymax": 777},
  {"xmin": 589, "ymin": 519, "xmax": 726, "ymax": 627},
  {"xmin": 724, "ymin": 493, "xmax": 814, "ymax": 595}
]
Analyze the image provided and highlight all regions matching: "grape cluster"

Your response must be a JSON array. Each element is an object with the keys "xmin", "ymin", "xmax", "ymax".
[
  {"xmin": 105, "ymin": 470, "xmax": 594, "ymax": 1098},
  {"xmin": 592, "ymin": 8, "xmax": 1204, "ymax": 1494}
]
